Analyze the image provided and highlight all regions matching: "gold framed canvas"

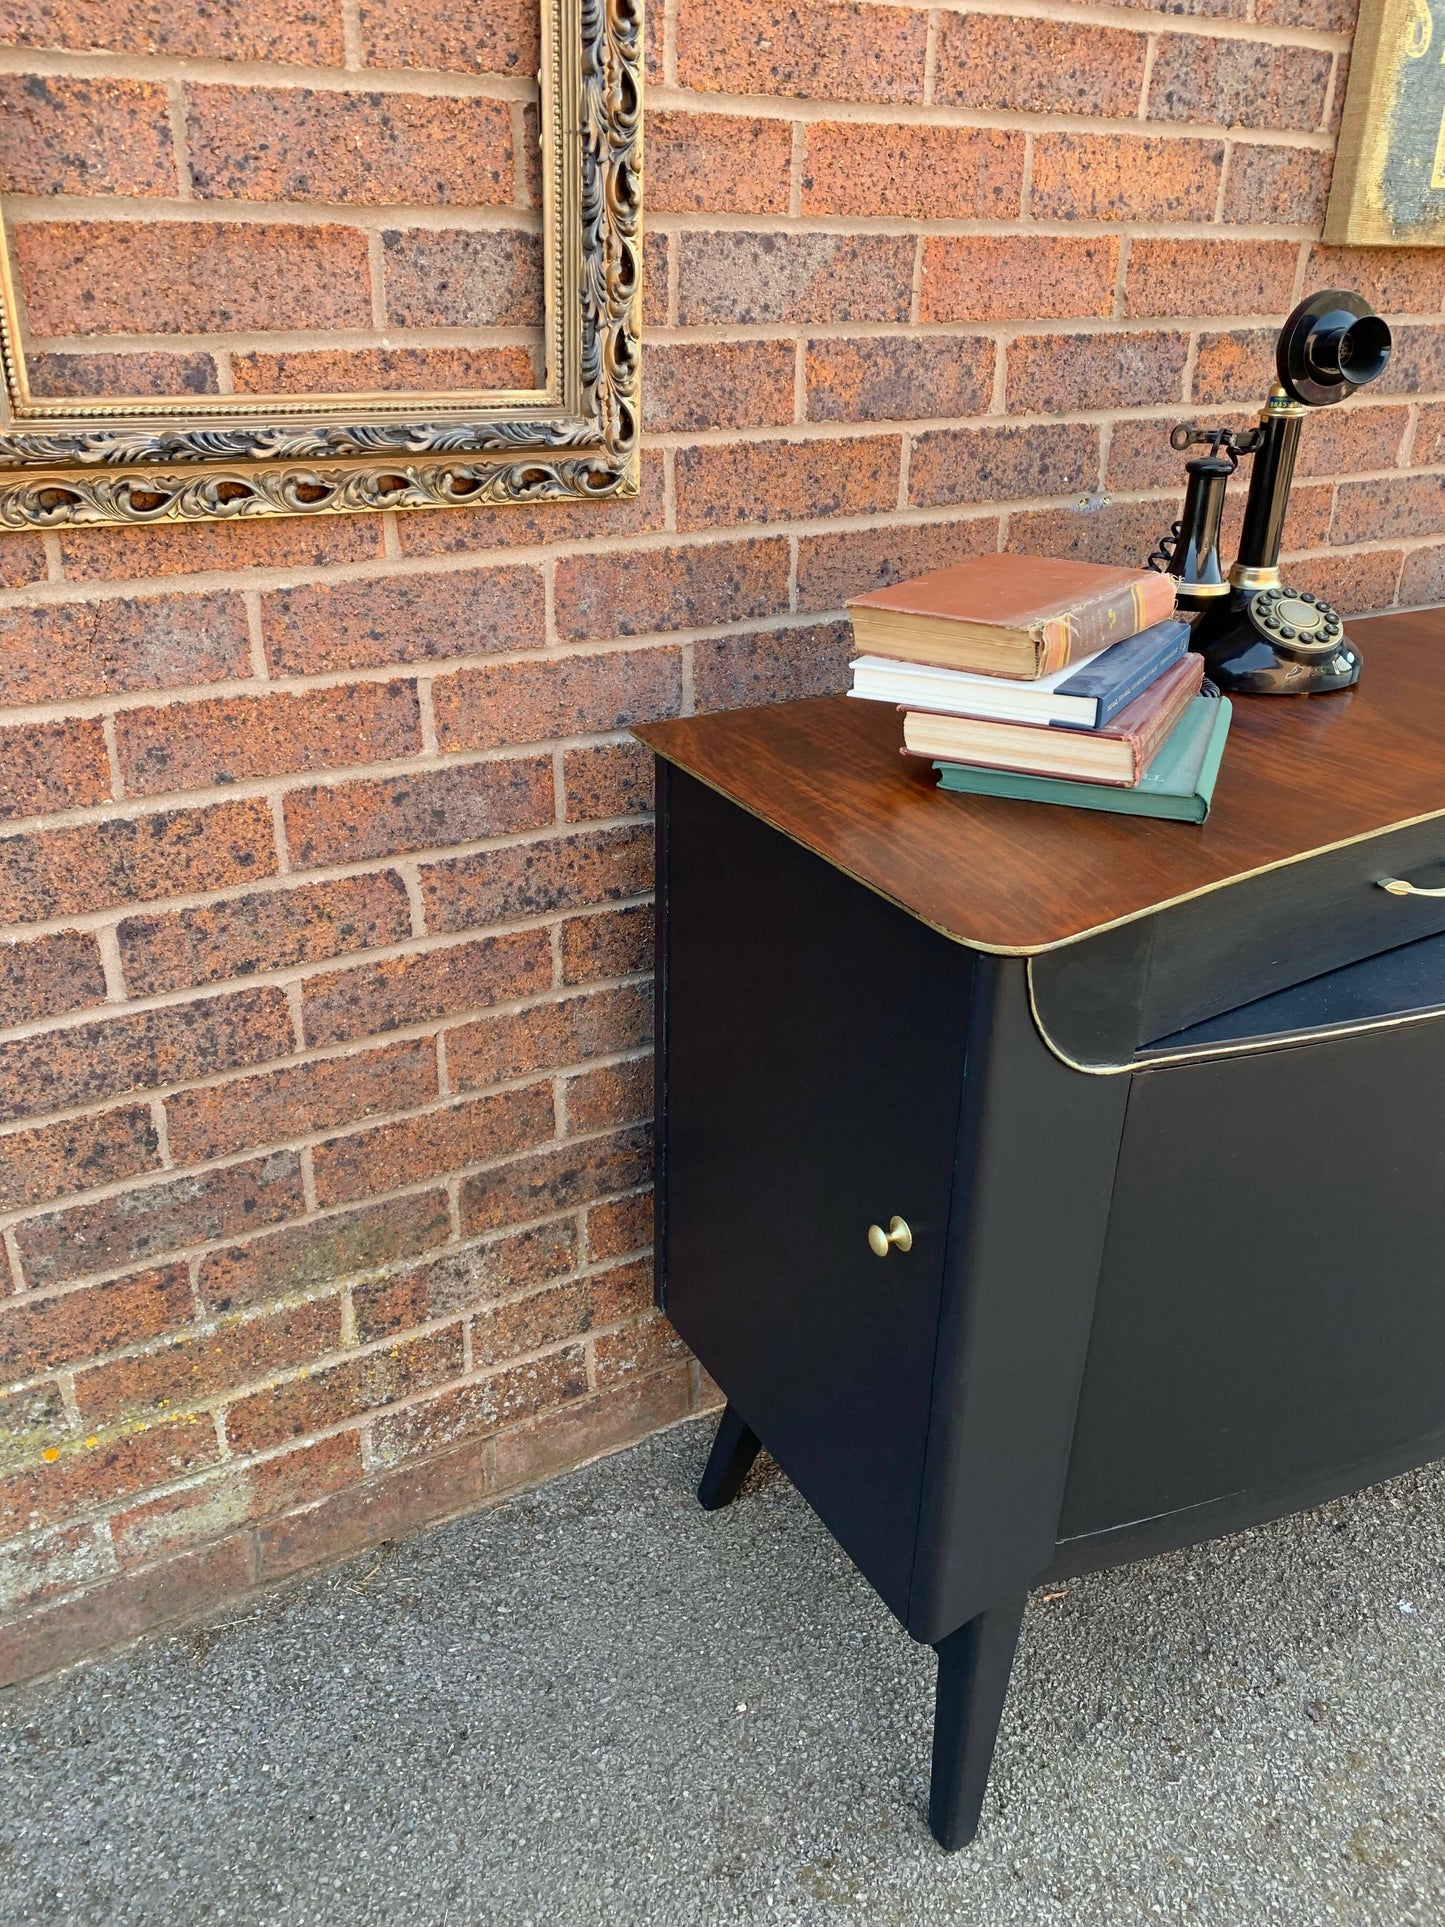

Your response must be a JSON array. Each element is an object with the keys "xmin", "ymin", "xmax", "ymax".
[
  {"xmin": 0, "ymin": 0, "xmax": 642, "ymax": 528},
  {"xmin": 1324, "ymin": 0, "xmax": 1445, "ymax": 246}
]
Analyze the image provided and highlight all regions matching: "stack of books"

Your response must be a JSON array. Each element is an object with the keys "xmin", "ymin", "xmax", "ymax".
[{"xmin": 845, "ymin": 554, "xmax": 1232, "ymax": 822}]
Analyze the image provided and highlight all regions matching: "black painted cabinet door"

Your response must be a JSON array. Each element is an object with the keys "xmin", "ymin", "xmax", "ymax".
[{"xmin": 658, "ymin": 769, "xmax": 974, "ymax": 1623}]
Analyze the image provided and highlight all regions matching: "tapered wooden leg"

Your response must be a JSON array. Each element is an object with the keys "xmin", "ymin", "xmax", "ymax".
[
  {"xmin": 697, "ymin": 1402, "xmax": 762, "ymax": 1510},
  {"xmin": 928, "ymin": 1592, "xmax": 1028, "ymax": 1851}
]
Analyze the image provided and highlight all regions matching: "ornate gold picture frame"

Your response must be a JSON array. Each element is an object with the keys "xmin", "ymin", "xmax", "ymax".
[{"xmin": 0, "ymin": 0, "xmax": 642, "ymax": 529}]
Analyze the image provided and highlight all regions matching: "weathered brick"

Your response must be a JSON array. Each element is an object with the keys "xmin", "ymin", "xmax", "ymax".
[
  {"xmin": 14, "ymin": 1152, "xmax": 306, "ymax": 1288},
  {"xmin": 1400, "ymin": 546, "xmax": 1445, "ymax": 606},
  {"xmin": 678, "ymin": 232, "xmax": 915, "ymax": 326},
  {"xmin": 692, "ymin": 620, "xmax": 853, "ymax": 713},
  {"xmin": 198, "ymin": 1191, "xmax": 452, "ymax": 1314},
  {"xmin": 1005, "ymin": 332, "xmax": 1190, "ymax": 414},
  {"xmin": 0, "ymin": 930, "xmax": 106, "ymax": 1031},
  {"xmin": 231, "ymin": 344, "xmax": 537, "ymax": 396},
  {"xmin": 0, "ymin": 720, "xmax": 111, "ymax": 824},
  {"xmin": 381, "ymin": 227, "xmax": 544, "ymax": 328},
  {"xmin": 562, "ymin": 1057, "xmax": 651, "ymax": 1136},
  {"xmin": 1221, "ymin": 143, "xmax": 1334, "ymax": 226},
  {"xmin": 1333, "ymin": 476, "xmax": 1445, "ymax": 546},
  {"xmin": 115, "ymin": 682, "xmax": 421, "ymax": 795},
  {"xmin": 1303, "ymin": 247, "xmax": 1445, "ymax": 319},
  {"xmin": 0, "ymin": 0, "xmax": 344, "ymax": 60},
  {"xmin": 805, "ymin": 336, "xmax": 993, "ymax": 426},
  {"xmin": 372, "ymin": 1345, "xmax": 587, "ymax": 1465},
  {"xmin": 58, "ymin": 514, "xmax": 382, "ymax": 584},
  {"xmin": 0, "ymin": 797, "xmax": 276, "ymax": 926},
  {"xmin": 461, "ymin": 1123, "xmax": 651, "ymax": 1233},
  {"xmin": 0, "ymin": 1522, "xmax": 112, "ymax": 1619},
  {"xmin": 644, "ymin": 342, "xmax": 796, "ymax": 434},
  {"xmin": 584, "ymin": 1191, "xmax": 652, "ymax": 1264},
  {"xmin": 261, "ymin": 567, "xmax": 546, "ymax": 677},
  {"xmin": 225, "ymin": 1325, "xmax": 464, "ymax": 1455},
  {"xmin": 302, "ymin": 929, "xmax": 552, "ymax": 1049},
  {"xmin": 420, "ymin": 824, "xmax": 653, "ymax": 934},
  {"xmin": 11, "ymin": 221, "xmax": 372, "ymax": 337},
  {"xmin": 0, "ymin": 986, "xmax": 293, "ymax": 1127},
  {"xmin": 1006, "ymin": 499, "xmax": 1187, "ymax": 570},
  {"xmin": 447, "ymin": 984, "xmax": 652, "ymax": 1092},
  {"xmin": 399, "ymin": 454, "xmax": 668, "ymax": 558},
  {"xmin": 353, "ymin": 1220, "xmax": 578, "ymax": 1339},
  {"xmin": 1191, "ymin": 327, "xmax": 1278, "ymax": 403},
  {"xmin": 0, "ymin": 1419, "xmax": 219, "ymax": 1539},
  {"xmin": 1282, "ymin": 549, "xmax": 1404, "ymax": 614},
  {"xmin": 117, "ymin": 874, "xmax": 413, "ymax": 998},
  {"xmin": 562, "ymin": 741, "xmax": 654, "ymax": 822},
  {"xmin": 108, "ymin": 1433, "xmax": 363, "ymax": 1565},
  {"xmin": 186, "ymin": 85, "xmax": 513, "ymax": 206},
  {"xmin": 678, "ymin": 0, "xmax": 925, "ymax": 98},
  {"xmin": 919, "ymin": 237, "xmax": 1118, "ymax": 323},
  {"xmin": 0, "ymin": 1107, "xmax": 161, "ymax": 1216},
  {"xmin": 794, "ymin": 520, "xmax": 998, "ymax": 613},
  {"xmin": 471, "ymin": 1266, "xmax": 650, "ymax": 1370},
  {"xmin": 1297, "ymin": 406, "xmax": 1411, "ymax": 478},
  {"xmin": 935, "ymin": 13, "xmax": 1148, "ymax": 115},
  {"xmin": 803, "ymin": 123, "xmax": 1023, "ymax": 220},
  {"xmin": 909, "ymin": 423, "xmax": 1099, "ymax": 509},
  {"xmin": 29, "ymin": 350, "xmax": 219, "ymax": 402},
  {"xmin": 0, "ymin": 593, "xmax": 250, "ymax": 707},
  {"xmin": 0, "ymin": 1265, "xmax": 192, "ymax": 1383},
  {"xmin": 166, "ymin": 1037, "xmax": 437, "ymax": 1166},
  {"xmin": 0, "ymin": 1384, "xmax": 68, "ymax": 1475},
  {"xmin": 559, "ymin": 905, "xmax": 654, "ymax": 985},
  {"xmin": 359, "ymin": 0, "xmax": 538, "ymax": 72},
  {"xmin": 648, "ymin": 111, "xmax": 791, "ymax": 214},
  {"xmin": 555, "ymin": 539, "xmax": 792, "ymax": 639},
  {"xmin": 1126, "ymin": 241, "xmax": 1300, "ymax": 318},
  {"xmin": 677, "ymin": 436, "xmax": 900, "ymax": 531},
  {"xmin": 0, "ymin": 74, "xmax": 175, "ymax": 196},
  {"xmin": 1031, "ymin": 133, "xmax": 1224, "ymax": 223},
  {"xmin": 283, "ymin": 756, "xmax": 554, "ymax": 869},
  {"xmin": 490, "ymin": 1368, "xmax": 690, "ymax": 1494},
  {"xmin": 1148, "ymin": 37, "xmax": 1333, "ymax": 131},
  {"xmin": 592, "ymin": 1308, "xmax": 690, "ymax": 1387},
  {"xmin": 312, "ymin": 1083, "xmax": 555, "ymax": 1206}
]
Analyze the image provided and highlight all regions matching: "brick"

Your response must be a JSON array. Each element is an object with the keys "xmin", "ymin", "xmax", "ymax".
[
  {"xmin": 678, "ymin": 0, "xmax": 925, "ymax": 98},
  {"xmin": 1400, "ymin": 546, "xmax": 1445, "ymax": 606},
  {"xmin": 0, "ymin": 537, "xmax": 47, "ymax": 589},
  {"xmin": 11, "ymin": 221, "xmax": 372, "ymax": 338},
  {"xmin": 795, "ymin": 519, "xmax": 998, "ymax": 613},
  {"xmin": 109, "ymin": 1433, "xmax": 364, "ymax": 1565},
  {"xmin": 29, "ymin": 350, "xmax": 219, "ymax": 401},
  {"xmin": 0, "ymin": 1384, "xmax": 71, "ymax": 1473},
  {"xmin": 0, "ymin": 1521, "xmax": 112, "ymax": 1619},
  {"xmin": 909, "ymin": 423, "xmax": 1099, "ymax": 510},
  {"xmin": 648, "ymin": 111, "xmax": 791, "ymax": 214},
  {"xmin": 75, "ymin": 1296, "xmax": 344, "ymax": 1426},
  {"xmin": 920, "ymin": 237, "xmax": 1118, "ymax": 324},
  {"xmin": 261, "ymin": 567, "xmax": 546, "ymax": 677},
  {"xmin": 1375, "ymin": 325, "xmax": 1445, "ymax": 397},
  {"xmin": 312, "ymin": 1082, "xmax": 555, "ymax": 1206},
  {"xmin": 491, "ymin": 1368, "xmax": 690, "ymax": 1494},
  {"xmin": 225, "ymin": 1325, "xmax": 464, "ymax": 1454},
  {"xmin": 1006, "ymin": 499, "xmax": 1196, "ymax": 571},
  {"xmin": 1010, "ymin": 334, "xmax": 1189, "ymax": 417},
  {"xmin": 302, "ymin": 928, "xmax": 552, "ymax": 1049},
  {"xmin": 1297, "ymin": 406, "xmax": 1411, "ymax": 478},
  {"xmin": 231, "ymin": 344, "xmax": 538, "ymax": 396},
  {"xmin": 0, "ymin": 592, "xmax": 250, "ymax": 707},
  {"xmin": 692, "ymin": 619, "xmax": 854, "ymax": 713},
  {"xmin": 1284, "ymin": 550, "xmax": 1404, "ymax": 615},
  {"xmin": 1148, "ymin": 37, "xmax": 1333, "ymax": 131},
  {"xmin": 0, "ymin": 930, "xmax": 106, "ymax": 1031},
  {"xmin": 115, "ymin": 682, "xmax": 421, "ymax": 795},
  {"xmin": 0, "ymin": 74, "xmax": 174, "ymax": 197},
  {"xmin": 199, "ymin": 1191, "xmax": 452, "ymax": 1313},
  {"xmin": 0, "ymin": 0, "xmax": 344, "ymax": 61},
  {"xmin": 805, "ymin": 337, "xmax": 993, "ymax": 426},
  {"xmin": 1126, "ymin": 241, "xmax": 1300, "ymax": 319},
  {"xmin": 0, "ymin": 1106, "xmax": 161, "ymax": 1216},
  {"xmin": 1303, "ymin": 247, "xmax": 1445, "ymax": 319},
  {"xmin": 562, "ymin": 741, "xmax": 654, "ymax": 822},
  {"xmin": 676, "ymin": 436, "xmax": 900, "ymax": 532},
  {"xmin": 359, "ymin": 0, "xmax": 538, "ymax": 72},
  {"xmin": 592, "ymin": 1308, "xmax": 690, "ymax": 1387},
  {"xmin": 585, "ymin": 1191, "xmax": 652, "ymax": 1264},
  {"xmin": 460, "ymin": 1123, "xmax": 651, "ymax": 1233},
  {"xmin": 935, "ymin": 14, "xmax": 1148, "ymax": 115},
  {"xmin": 1221, "ymin": 143, "xmax": 1334, "ymax": 227},
  {"xmin": 643, "ymin": 229, "xmax": 669, "ymax": 330},
  {"xmin": 804, "ymin": 122, "xmax": 1023, "ymax": 220},
  {"xmin": 0, "ymin": 1418, "xmax": 219, "ymax": 1539},
  {"xmin": 448, "ymin": 985, "xmax": 651, "ymax": 1093},
  {"xmin": 0, "ymin": 987, "xmax": 292, "ymax": 1127},
  {"xmin": 1192, "ymin": 327, "xmax": 1278, "ymax": 404},
  {"xmin": 1416, "ymin": 405, "xmax": 1445, "ymax": 466},
  {"xmin": 1031, "ymin": 134, "xmax": 1223, "ymax": 223},
  {"xmin": 420, "ymin": 824, "xmax": 652, "ymax": 934},
  {"xmin": 166, "ymin": 1037, "xmax": 437, "ymax": 1165},
  {"xmin": 381, "ymin": 227, "xmax": 544, "ymax": 328},
  {"xmin": 0, "ymin": 720, "xmax": 109, "ymax": 824},
  {"xmin": 562, "ymin": 1056, "xmax": 651, "ymax": 1135},
  {"xmin": 471, "ymin": 1266, "xmax": 650, "ymax": 1370},
  {"xmin": 644, "ymin": 342, "xmax": 796, "ymax": 434},
  {"xmin": 0, "ymin": 1265, "xmax": 191, "ymax": 1383},
  {"xmin": 14, "ymin": 1152, "xmax": 306, "ymax": 1289},
  {"xmin": 283, "ymin": 756, "xmax": 553, "ymax": 869},
  {"xmin": 678, "ymin": 232, "xmax": 915, "ymax": 326},
  {"xmin": 58, "ymin": 514, "xmax": 382, "ymax": 583},
  {"xmin": 1105, "ymin": 414, "xmax": 1257, "ymax": 492},
  {"xmin": 1098, "ymin": 0, "xmax": 1250, "ymax": 14},
  {"xmin": 117, "ymin": 874, "xmax": 412, "ymax": 1000},
  {"xmin": 559, "ymin": 904, "xmax": 653, "ymax": 985},
  {"xmin": 554, "ymin": 540, "xmax": 791, "ymax": 639},
  {"xmin": 372, "ymin": 1346, "xmax": 587, "ymax": 1465},
  {"xmin": 186, "ymin": 85, "xmax": 513, "ymax": 206},
  {"xmin": 399, "ymin": 453, "xmax": 668, "ymax": 558},
  {"xmin": 1333, "ymin": 476, "xmax": 1445, "ymax": 547},
  {"xmin": 0, "ymin": 797, "xmax": 276, "ymax": 927},
  {"xmin": 353, "ymin": 1220, "xmax": 578, "ymax": 1339},
  {"xmin": 1276, "ymin": 483, "xmax": 1334, "ymax": 551}
]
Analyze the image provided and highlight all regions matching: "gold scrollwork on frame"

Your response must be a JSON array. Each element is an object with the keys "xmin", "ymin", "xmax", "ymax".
[{"xmin": 0, "ymin": 0, "xmax": 642, "ymax": 528}]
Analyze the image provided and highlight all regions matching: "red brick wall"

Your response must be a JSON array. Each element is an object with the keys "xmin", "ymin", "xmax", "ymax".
[{"xmin": 0, "ymin": 0, "xmax": 1442, "ymax": 1680}]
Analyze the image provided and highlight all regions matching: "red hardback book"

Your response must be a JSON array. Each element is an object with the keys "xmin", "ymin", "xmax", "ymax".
[
  {"xmin": 847, "ymin": 555, "xmax": 1179, "ymax": 680},
  {"xmin": 902, "ymin": 653, "xmax": 1206, "ymax": 786}
]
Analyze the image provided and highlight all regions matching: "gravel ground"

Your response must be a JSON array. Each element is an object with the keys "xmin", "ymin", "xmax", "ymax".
[{"xmin": 0, "ymin": 1416, "xmax": 1443, "ymax": 1927}]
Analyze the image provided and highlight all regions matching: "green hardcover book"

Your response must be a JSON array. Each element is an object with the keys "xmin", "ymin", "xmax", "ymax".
[{"xmin": 933, "ymin": 694, "xmax": 1232, "ymax": 822}]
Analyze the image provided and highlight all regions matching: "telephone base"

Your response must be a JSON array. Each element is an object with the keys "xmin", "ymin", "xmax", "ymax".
[{"xmin": 1190, "ymin": 590, "xmax": 1362, "ymax": 696}]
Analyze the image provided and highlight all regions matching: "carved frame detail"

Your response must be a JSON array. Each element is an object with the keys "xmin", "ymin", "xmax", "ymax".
[{"xmin": 0, "ymin": 0, "xmax": 642, "ymax": 527}]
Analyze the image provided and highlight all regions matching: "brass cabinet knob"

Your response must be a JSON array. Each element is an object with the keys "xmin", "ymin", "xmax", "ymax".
[{"xmin": 867, "ymin": 1216, "xmax": 913, "ymax": 1257}]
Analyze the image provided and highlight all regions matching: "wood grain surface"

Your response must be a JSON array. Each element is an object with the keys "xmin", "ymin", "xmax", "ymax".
[{"xmin": 636, "ymin": 609, "xmax": 1445, "ymax": 954}]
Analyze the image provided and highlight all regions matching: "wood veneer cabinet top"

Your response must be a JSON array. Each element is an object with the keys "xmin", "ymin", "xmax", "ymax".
[{"xmin": 636, "ymin": 609, "xmax": 1445, "ymax": 955}]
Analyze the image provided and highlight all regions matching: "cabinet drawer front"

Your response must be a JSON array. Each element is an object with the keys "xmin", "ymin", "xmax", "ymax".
[{"xmin": 1032, "ymin": 814, "xmax": 1445, "ymax": 1066}]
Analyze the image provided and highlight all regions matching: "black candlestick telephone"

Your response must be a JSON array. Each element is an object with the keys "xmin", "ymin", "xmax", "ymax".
[{"xmin": 1147, "ymin": 290, "xmax": 1392, "ymax": 695}]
